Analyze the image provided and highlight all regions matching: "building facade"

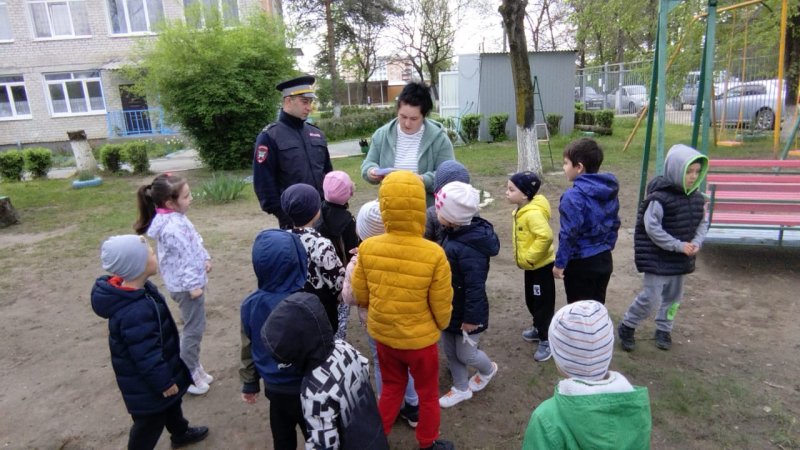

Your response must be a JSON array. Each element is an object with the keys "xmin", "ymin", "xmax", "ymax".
[{"xmin": 0, "ymin": 0, "xmax": 269, "ymax": 148}]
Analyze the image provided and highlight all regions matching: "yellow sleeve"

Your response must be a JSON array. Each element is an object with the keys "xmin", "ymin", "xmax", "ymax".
[
  {"xmin": 351, "ymin": 250, "xmax": 369, "ymax": 308},
  {"xmin": 428, "ymin": 251, "xmax": 454, "ymax": 330}
]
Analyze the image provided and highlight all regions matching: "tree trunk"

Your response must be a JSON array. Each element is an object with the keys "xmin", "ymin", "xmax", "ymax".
[
  {"xmin": 499, "ymin": 0, "xmax": 542, "ymax": 174},
  {"xmin": 785, "ymin": 7, "xmax": 799, "ymax": 107},
  {"xmin": 324, "ymin": 0, "xmax": 341, "ymax": 117},
  {"xmin": 67, "ymin": 130, "xmax": 98, "ymax": 174},
  {"xmin": 0, "ymin": 196, "xmax": 20, "ymax": 228}
]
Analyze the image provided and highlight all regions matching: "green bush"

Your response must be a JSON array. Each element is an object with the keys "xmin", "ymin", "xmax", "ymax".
[
  {"xmin": 123, "ymin": 141, "xmax": 150, "ymax": 174},
  {"xmin": 197, "ymin": 173, "xmax": 248, "ymax": 203},
  {"xmin": 574, "ymin": 110, "xmax": 595, "ymax": 126},
  {"xmin": 461, "ymin": 113, "xmax": 482, "ymax": 143},
  {"xmin": 0, "ymin": 150, "xmax": 25, "ymax": 181},
  {"xmin": 23, "ymin": 147, "xmax": 53, "ymax": 179},
  {"xmin": 315, "ymin": 109, "xmax": 396, "ymax": 141},
  {"xmin": 488, "ymin": 113, "xmax": 509, "ymax": 142},
  {"xmin": 100, "ymin": 144, "xmax": 125, "ymax": 173},
  {"xmin": 545, "ymin": 114, "xmax": 563, "ymax": 137},
  {"xmin": 594, "ymin": 109, "xmax": 615, "ymax": 129}
]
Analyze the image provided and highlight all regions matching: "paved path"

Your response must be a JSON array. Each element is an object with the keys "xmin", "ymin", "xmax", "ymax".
[{"xmin": 48, "ymin": 139, "xmax": 363, "ymax": 179}]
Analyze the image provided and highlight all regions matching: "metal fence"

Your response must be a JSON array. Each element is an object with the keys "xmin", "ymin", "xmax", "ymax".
[
  {"xmin": 575, "ymin": 55, "xmax": 784, "ymax": 129},
  {"xmin": 106, "ymin": 108, "xmax": 177, "ymax": 138}
]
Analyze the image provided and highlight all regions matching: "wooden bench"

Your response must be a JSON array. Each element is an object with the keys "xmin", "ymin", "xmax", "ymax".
[{"xmin": 705, "ymin": 159, "xmax": 800, "ymax": 246}]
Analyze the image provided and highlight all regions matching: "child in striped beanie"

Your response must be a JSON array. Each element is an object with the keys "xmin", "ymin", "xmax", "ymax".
[{"xmin": 522, "ymin": 300, "xmax": 652, "ymax": 449}]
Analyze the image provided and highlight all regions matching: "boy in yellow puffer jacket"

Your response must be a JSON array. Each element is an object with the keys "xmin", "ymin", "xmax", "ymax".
[
  {"xmin": 506, "ymin": 171, "xmax": 556, "ymax": 363},
  {"xmin": 352, "ymin": 170, "xmax": 455, "ymax": 450}
]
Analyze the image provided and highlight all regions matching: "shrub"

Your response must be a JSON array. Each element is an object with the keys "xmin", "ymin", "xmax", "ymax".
[
  {"xmin": 461, "ymin": 113, "xmax": 482, "ymax": 143},
  {"xmin": 594, "ymin": 109, "xmax": 615, "ymax": 129},
  {"xmin": 123, "ymin": 141, "xmax": 150, "ymax": 174},
  {"xmin": 100, "ymin": 144, "xmax": 125, "ymax": 173},
  {"xmin": 23, "ymin": 147, "xmax": 53, "ymax": 179},
  {"xmin": 0, "ymin": 150, "xmax": 25, "ymax": 181},
  {"xmin": 574, "ymin": 110, "xmax": 595, "ymax": 126},
  {"xmin": 545, "ymin": 114, "xmax": 563, "ymax": 137},
  {"xmin": 315, "ymin": 109, "xmax": 396, "ymax": 141},
  {"xmin": 197, "ymin": 173, "xmax": 248, "ymax": 203},
  {"xmin": 488, "ymin": 113, "xmax": 509, "ymax": 142}
]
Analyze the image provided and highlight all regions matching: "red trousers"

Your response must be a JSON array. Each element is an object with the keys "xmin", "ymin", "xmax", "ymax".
[{"xmin": 376, "ymin": 342, "xmax": 440, "ymax": 448}]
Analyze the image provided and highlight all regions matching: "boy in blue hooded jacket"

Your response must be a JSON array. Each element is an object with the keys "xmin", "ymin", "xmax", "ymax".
[{"xmin": 239, "ymin": 229, "xmax": 310, "ymax": 449}]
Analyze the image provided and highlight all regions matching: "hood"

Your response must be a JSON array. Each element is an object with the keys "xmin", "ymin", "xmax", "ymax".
[
  {"xmin": 573, "ymin": 173, "xmax": 619, "ymax": 201},
  {"xmin": 664, "ymin": 144, "xmax": 709, "ymax": 194},
  {"xmin": 379, "ymin": 171, "xmax": 427, "ymax": 237},
  {"xmin": 252, "ymin": 229, "xmax": 308, "ymax": 292},
  {"xmin": 448, "ymin": 217, "xmax": 500, "ymax": 257},
  {"xmin": 262, "ymin": 292, "xmax": 335, "ymax": 374},
  {"xmin": 144, "ymin": 212, "xmax": 171, "ymax": 240},
  {"xmin": 91, "ymin": 275, "xmax": 148, "ymax": 319}
]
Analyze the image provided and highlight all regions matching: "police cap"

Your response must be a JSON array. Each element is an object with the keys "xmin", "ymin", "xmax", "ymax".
[{"xmin": 276, "ymin": 75, "xmax": 317, "ymax": 99}]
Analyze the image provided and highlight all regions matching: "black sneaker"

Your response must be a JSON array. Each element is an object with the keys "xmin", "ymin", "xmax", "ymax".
[
  {"xmin": 171, "ymin": 426, "xmax": 209, "ymax": 448},
  {"xmin": 655, "ymin": 330, "xmax": 672, "ymax": 351},
  {"xmin": 399, "ymin": 402, "xmax": 419, "ymax": 428},
  {"xmin": 618, "ymin": 323, "xmax": 636, "ymax": 352},
  {"xmin": 421, "ymin": 439, "xmax": 455, "ymax": 450}
]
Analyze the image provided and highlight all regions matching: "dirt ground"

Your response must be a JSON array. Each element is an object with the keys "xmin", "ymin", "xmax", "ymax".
[{"xmin": 1, "ymin": 161, "xmax": 798, "ymax": 450}]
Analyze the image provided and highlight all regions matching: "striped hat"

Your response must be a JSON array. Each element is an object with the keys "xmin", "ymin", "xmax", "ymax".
[
  {"xmin": 356, "ymin": 200, "xmax": 384, "ymax": 240},
  {"xmin": 548, "ymin": 300, "xmax": 614, "ymax": 381}
]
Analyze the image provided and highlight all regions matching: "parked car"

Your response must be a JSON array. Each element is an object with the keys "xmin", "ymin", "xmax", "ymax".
[
  {"xmin": 674, "ymin": 70, "xmax": 739, "ymax": 111},
  {"xmin": 575, "ymin": 86, "xmax": 605, "ymax": 110},
  {"xmin": 692, "ymin": 80, "xmax": 784, "ymax": 130},
  {"xmin": 606, "ymin": 85, "xmax": 647, "ymax": 114}
]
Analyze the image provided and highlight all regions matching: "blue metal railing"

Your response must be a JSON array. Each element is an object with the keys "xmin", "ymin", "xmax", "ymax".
[{"xmin": 106, "ymin": 108, "xmax": 177, "ymax": 137}]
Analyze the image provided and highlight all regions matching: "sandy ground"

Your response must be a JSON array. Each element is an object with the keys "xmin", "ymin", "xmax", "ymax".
[{"xmin": 1, "ymin": 161, "xmax": 799, "ymax": 450}]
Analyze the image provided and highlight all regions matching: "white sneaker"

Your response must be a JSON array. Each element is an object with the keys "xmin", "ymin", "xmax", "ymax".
[
  {"xmin": 439, "ymin": 387, "xmax": 472, "ymax": 408},
  {"xmin": 188, "ymin": 369, "xmax": 210, "ymax": 395},
  {"xmin": 468, "ymin": 362, "xmax": 498, "ymax": 392},
  {"xmin": 197, "ymin": 365, "xmax": 213, "ymax": 385}
]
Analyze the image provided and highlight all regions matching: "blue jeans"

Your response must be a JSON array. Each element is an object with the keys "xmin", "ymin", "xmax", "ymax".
[{"xmin": 368, "ymin": 335, "xmax": 417, "ymax": 406}]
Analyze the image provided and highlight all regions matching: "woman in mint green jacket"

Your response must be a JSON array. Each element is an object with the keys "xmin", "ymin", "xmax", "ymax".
[{"xmin": 361, "ymin": 82, "xmax": 454, "ymax": 206}]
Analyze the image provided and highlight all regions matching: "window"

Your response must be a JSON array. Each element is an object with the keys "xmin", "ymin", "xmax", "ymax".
[
  {"xmin": 107, "ymin": 0, "xmax": 164, "ymax": 34},
  {"xmin": 0, "ymin": 76, "xmax": 31, "ymax": 119},
  {"xmin": 45, "ymin": 71, "xmax": 105, "ymax": 115},
  {"xmin": 28, "ymin": 0, "xmax": 91, "ymax": 38},
  {"xmin": 184, "ymin": 0, "xmax": 238, "ymax": 28},
  {"xmin": 0, "ymin": 0, "xmax": 13, "ymax": 40}
]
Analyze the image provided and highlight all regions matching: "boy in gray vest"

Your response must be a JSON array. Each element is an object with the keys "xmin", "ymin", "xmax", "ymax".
[{"xmin": 618, "ymin": 144, "xmax": 709, "ymax": 352}]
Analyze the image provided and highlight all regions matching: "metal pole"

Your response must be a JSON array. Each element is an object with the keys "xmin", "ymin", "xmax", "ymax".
[
  {"xmin": 640, "ymin": 27, "xmax": 659, "ymax": 207},
  {"xmin": 699, "ymin": 0, "xmax": 718, "ymax": 157},
  {"xmin": 773, "ymin": 0, "xmax": 788, "ymax": 156}
]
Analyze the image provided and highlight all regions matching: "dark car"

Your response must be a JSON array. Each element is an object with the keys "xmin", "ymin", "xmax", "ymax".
[{"xmin": 575, "ymin": 86, "xmax": 604, "ymax": 110}]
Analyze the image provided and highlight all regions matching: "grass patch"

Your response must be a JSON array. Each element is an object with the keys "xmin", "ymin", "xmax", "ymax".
[{"xmin": 195, "ymin": 173, "xmax": 249, "ymax": 204}]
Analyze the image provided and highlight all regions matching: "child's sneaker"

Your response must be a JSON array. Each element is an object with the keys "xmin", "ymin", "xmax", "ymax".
[
  {"xmin": 188, "ymin": 369, "xmax": 210, "ymax": 395},
  {"xmin": 533, "ymin": 341, "xmax": 551, "ymax": 362},
  {"xmin": 197, "ymin": 365, "xmax": 213, "ymax": 385},
  {"xmin": 618, "ymin": 323, "xmax": 636, "ymax": 352},
  {"xmin": 439, "ymin": 386, "xmax": 472, "ymax": 408},
  {"xmin": 398, "ymin": 402, "xmax": 419, "ymax": 428},
  {"xmin": 422, "ymin": 439, "xmax": 455, "ymax": 450},
  {"xmin": 655, "ymin": 330, "xmax": 672, "ymax": 350},
  {"xmin": 522, "ymin": 325, "xmax": 539, "ymax": 342},
  {"xmin": 468, "ymin": 362, "xmax": 498, "ymax": 392},
  {"xmin": 170, "ymin": 426, "xmax": 209, "ymax": 448}
]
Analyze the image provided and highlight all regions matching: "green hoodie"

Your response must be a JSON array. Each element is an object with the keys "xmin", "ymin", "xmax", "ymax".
[{"xmin": 523, "ymin": 385, "xmax": 652, "ymax": 449}]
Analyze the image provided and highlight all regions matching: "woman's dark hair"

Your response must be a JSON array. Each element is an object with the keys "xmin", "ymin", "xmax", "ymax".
[
  {"xmin": 133, "ymin": 173, "xmax": 187, "ymax": 235},
  {"xmin": 396, "ymin": 82, "xmax": 433, "ymax": 117}
]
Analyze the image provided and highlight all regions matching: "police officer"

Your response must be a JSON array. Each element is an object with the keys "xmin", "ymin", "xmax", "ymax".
[{"xmin": 253, "ymin": 75, "xmax": 333, "ymax": 229}]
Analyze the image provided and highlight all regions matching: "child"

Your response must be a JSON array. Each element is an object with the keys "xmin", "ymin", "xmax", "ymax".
[
  {"xmin": 134, "ymin": 173, "xmax": 213, "ymax": 395},
  {"xmin": 435, "ymin": 181, "xmax": 500, "ymax": 408},
  {"xmin": 280, "ymin": 183, "xmax": 346, "ymax": 335},
  {"xmin": 618, "ymin": 144, "xmax": 709, "ymax": 352},
  {"xmin": 424, "ymin": 159, "xmax": 471, "ymax": 243},
  {"xmin": 239, "ymin": 229, "xmax": 310, "ymax": 450},
  {"xmin": 522, "ymin": 301, "xmax": 652, "ymax": 449},
  {"xmin": 342, "ymin": 200, "xmax": 421, "ymax": 428},
  {"xmin": 316, "ymin": 171, "xmax": 359, "ymax": 340},
  {"xmin": 351, "ymin": 170, "xmax": 455, "ymax": 450},
  {"xmin": 553, "ymin": 138, "xmax": 620, "ymax": 304},
  {"xmin": 91, "ymin": 235, "xmax": 208, "ymax": 449},
  {"xmin": 263, "ymin": 293, "xmax": 389, "ymax": 450},
  {"xmin": 506, "ymin": 171, "xmax": 556, "ymax": 362}
]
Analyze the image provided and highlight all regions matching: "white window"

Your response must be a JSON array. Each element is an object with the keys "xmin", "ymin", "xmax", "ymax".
[
  {"xmin": 184, "ymin": 0, "xmax": 238, "ymax": 28},
  {"xmin": 0, "ymin": 0, "xmax": 13, "ymax": 40},
  {"xmin": 107, "ymin": 0, "xmax": 164, "ymax": 34},
  {"xmin": 45, "ymin": 71, "xmax": 105, "ymax": 115},
  {"xmin": 0, "ymin": 76, "xmax": 31, "ymax": 119},
  {"xmin": 28, "ymin": 0, "xmax": 91, "ymax": 38}
]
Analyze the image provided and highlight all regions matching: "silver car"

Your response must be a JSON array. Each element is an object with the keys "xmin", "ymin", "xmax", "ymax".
[
  {"xmin": 606, "ymin": 85, "xmax": 647, "ymax": 114},
  {"xmin": 704, "ymin": 80, "xmax": 784, "ymax": 130}
]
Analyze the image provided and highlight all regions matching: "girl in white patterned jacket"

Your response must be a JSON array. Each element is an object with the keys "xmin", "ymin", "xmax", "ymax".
[{"xmin": 134, "ymin": 173, "xmax": 213, "ymax": 396}]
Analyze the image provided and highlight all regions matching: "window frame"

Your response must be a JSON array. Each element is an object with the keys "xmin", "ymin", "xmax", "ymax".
[
  {"xmin": 44, "ymin": 71, "xmax": 107, "ymax": 117},
  {"xmin": 106, "ymin": 0, "xmax": 164, "ymax": 35},
  {"xmin": 0, "ymin": 0, "xmax": 13, "ymax": 41},
  {"xmin": 0, "ymin": 76, "xmax": 32, "ymax": 121},
  {"xmin": 183, "ymin": 0, "xmax": 239, "ymax": 28},
  {"xmin": 27, "ymin": 0, "xmax": 91, "ymax": 40}
]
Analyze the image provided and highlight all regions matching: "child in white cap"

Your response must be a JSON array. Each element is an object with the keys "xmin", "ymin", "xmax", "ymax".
[
  {"xmin": 91, "ymin": 235, "xmax": 208, "ymax": 449},
  {"xmin": 522, "ymin": 300, "xmax": 651, "ymax": 449},
  {"xmin": 434, "ymin": 181, "xmax": 500, "ymax": 408}
]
